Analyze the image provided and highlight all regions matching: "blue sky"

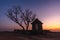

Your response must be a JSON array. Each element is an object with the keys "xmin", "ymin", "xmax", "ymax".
[{"xmin": 0, "ymin": 0, "xmax": 60, "ymax": 32}]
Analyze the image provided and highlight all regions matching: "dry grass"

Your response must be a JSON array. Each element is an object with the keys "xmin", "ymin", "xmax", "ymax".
[{"xmin": 0, "ymin": 32, "xmax": 60, "ymax": 40}]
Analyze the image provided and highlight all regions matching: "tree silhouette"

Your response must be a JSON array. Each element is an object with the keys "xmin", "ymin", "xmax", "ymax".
[{"xmin": 7, "ymin": 6, "xmax": 36, "ymax": 30}]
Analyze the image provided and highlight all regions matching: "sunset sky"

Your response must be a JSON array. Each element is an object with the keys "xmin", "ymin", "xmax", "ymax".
[{"xmin": 0, "ymin": 0, "xmax": 60, "ymax": 32}]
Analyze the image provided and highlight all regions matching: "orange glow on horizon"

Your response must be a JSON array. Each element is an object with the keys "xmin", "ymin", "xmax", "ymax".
[
  {"xmin": 13, "ymin": 17, "xmax": 60, "ymax": 32},
  {"xmin": 42, "ymin": 16, "xmax": 60, "ymax": 32}
]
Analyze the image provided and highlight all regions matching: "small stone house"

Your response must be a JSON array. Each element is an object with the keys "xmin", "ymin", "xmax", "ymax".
[{"xmin": 31, "ymin": 19, "xmax": 43, "ymax": 33}]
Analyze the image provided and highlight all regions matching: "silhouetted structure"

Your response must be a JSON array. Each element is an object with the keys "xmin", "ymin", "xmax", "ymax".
[
  {"xmin": 7, "ymin": 6, "xmax": 36, "ymax": 30},
  {"xmin": 14, "ymin": 19, "xmax": 43, "ymax": 34},
  {"xmin": 31, "ymin": 19, "xmax": 43, "ymax": 34}
]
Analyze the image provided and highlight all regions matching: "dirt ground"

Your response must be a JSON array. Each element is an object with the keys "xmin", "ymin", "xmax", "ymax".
[{"xmin": 0, "ymin": 32, "xmax": 60, "ymax": 40}]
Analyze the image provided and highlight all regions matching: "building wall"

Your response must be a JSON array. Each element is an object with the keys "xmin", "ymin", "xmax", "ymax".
[{"xmin": 32, "ymin": 23, "xmax": 42, "ymax": 31}]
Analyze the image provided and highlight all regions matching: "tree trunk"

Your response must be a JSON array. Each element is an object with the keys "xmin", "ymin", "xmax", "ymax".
[
  {"xmin": 19, "ymin": 24, "xmax": 25, "ymax": 30},
  {"xmin": 26, "ymin": 26, "xmax": 28, "ymax": 30},
  {"xmin": 17, "ymin": 22, "xmax": 25, "ymax": 30},
  {"xmin": 26, "ymin": 23, "xmax": 29, "ymax": 30}
]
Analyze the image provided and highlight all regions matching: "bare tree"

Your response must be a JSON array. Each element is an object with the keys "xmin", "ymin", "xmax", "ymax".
[{"xmin": 7, "ymin": 6, "xmax": 36, "ymax": 30}]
